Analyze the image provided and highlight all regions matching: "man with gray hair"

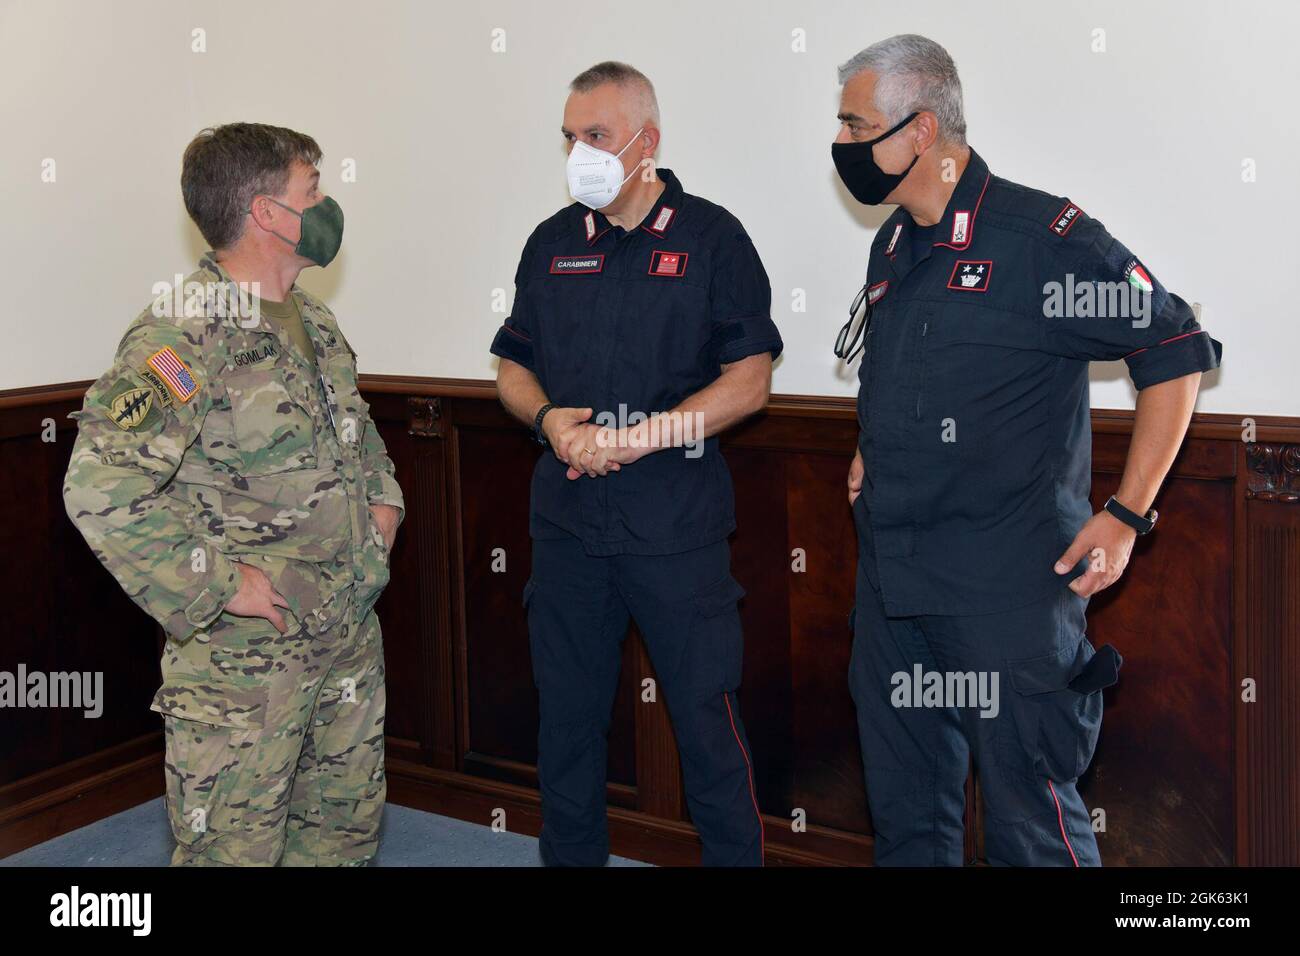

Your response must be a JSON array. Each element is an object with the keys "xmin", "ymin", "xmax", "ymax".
[
  {"xmin": 490, "ymin": 61, "xmax": 782, "ymax": 866},
  {"xmin": 831, "ymin": 35, "xmax": 1221, "ymax": 866}
]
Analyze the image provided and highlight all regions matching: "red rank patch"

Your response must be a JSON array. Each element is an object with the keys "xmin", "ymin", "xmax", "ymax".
[{"xmin": 649, "ymin": 251, "xmax": 688, "ymax": 277}]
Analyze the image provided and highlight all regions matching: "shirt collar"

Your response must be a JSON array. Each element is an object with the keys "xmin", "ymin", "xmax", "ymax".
[
  {"xmin": 929, "ymin": 147, "xmax": 990, "ymax": 251},
  {"xmin": 581, "ymin": 167, "xmax": 685, "ymax": 245},
  {"xmin": 879, "ymin": 147, "xmax": 991, "ymax": 279},
  {"xmin": 195, "ymin": 251, "xmax": 320, "ymax": 351}
]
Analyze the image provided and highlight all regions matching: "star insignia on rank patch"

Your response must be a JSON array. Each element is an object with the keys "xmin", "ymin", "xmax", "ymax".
[{"xmin": 947, "ymin": 260, "xmax": 993, "ymax": 292}]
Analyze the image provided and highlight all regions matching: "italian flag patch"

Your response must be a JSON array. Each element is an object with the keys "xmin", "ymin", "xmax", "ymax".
[{"xmin": 1125, "ymin": 259, "xmax": 1154, "ymax": 294}]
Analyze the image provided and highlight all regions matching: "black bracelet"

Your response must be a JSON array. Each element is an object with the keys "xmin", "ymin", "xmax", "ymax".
[
  {"xmin": 532, "ymin": 402, "xmax": 556, "ymax": 446},
  {"xmin": 1104, "ymin": 495, "xmax": 1158, "ymax": 535}
]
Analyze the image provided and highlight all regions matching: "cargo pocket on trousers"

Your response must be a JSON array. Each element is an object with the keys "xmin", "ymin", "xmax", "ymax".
[
  {"xmin": 150, "ymin": 675, "xmax": 269, "ymax": 731},
  {"xmin": 155, "ymin": 677, "xmax": 268, "ymax": 856},
  {"xmin": 320, "ymin": 766, "xmax": 388, "ymax": 858},
  {"xmin": 693, "ymin": 575, "xmax": 747, "ymax": 700},
  {"xmin": 999, "ymin": 637, "xmax": 1114, "ymax": 784}
]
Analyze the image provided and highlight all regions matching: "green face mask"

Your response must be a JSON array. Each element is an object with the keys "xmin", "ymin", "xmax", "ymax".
[{"xmin": 259, "ymin": 195, "xmax": 344, "ymax": 267}]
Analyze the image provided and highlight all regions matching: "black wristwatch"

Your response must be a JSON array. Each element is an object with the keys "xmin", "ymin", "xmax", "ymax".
[
  {"xmin": 532, "ymin": 402, "xmax": 556, "ymax": 446},
  {"xmin": 1104, "ymin": 495, "xmax": 1158, "ymax": 535}
]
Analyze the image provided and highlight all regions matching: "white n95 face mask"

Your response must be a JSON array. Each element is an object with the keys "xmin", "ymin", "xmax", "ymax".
[{"xmin": 566, "ymin": 127, "xmax": 644, "ymax": 209}]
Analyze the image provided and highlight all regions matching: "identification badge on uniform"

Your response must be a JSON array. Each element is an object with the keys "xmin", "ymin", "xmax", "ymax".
[
  {"xmin": 648, "ymin": 251, "xmax": 688, "ymax": 277},
  {"xmin": 232, "ymin": 342, "xmax": 278, "ymax": 368},
  {"xmin": 146, "ymin": 346, "xmax": 200, "ymax": 403},
  {"xmin": 1050, "ymin": 202, "xmax": 1083, "ymax": 236},
  {"xmin": 867, "ymin": 280, "xmax": 889, "ymax": 305},
  {"xmin": 550, "ymin": 255, "xmax": 604, "ymax": 274},
  {"xmin": 947, "ymin": 260, "xmax": 992, "ymax": 292}
]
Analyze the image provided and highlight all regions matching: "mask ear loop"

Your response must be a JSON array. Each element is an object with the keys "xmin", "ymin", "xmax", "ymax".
[
  {"xmin": 614, "ymin": 127, "xmax": 646, "ymax": 187},
  {"xmin": 864, "ymin": 111, "xmax": 919, "ymax": 146},
  {"xmin": 245, "ymin": 196, "xmax": 304, "ymax": 250},
  {"xmin": 863, "ymin": 111, "xmax": 922, "ymax": 181}
]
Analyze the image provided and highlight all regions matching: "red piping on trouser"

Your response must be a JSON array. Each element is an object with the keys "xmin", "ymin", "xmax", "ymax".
[
  {"xmin": 1048, "ymin": 779, "xmax": 1080, "ymax": 867},
  {"xmin": 724, "ymin": 691, "xmax": 765, "ymax": 865}
]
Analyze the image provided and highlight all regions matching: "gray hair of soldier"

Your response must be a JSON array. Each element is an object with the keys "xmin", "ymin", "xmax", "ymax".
[
  {"xmin": 569, "ymin": 61, "xmax": 661, "ymax": 130},
  {"xmin": 837, "ymin": 34, "xmax": 967, "ymax": 146}
]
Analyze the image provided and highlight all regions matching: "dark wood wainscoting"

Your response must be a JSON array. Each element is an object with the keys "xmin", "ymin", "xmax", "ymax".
[{"xmin": 1, "ymin": 377, "xmax": 1297, "ymax": 866}]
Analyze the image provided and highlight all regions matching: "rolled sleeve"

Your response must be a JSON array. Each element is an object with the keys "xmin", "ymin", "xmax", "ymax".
[
  {"xmin": 709, "ymin": 233, "xmax": 783, "ymax": 366},
  {"xmin": 1124, "ymin": 296, "xmax": 1223, "ymax": 390},
  {"xmin": 490, "ymin": 320, "xmax": 535, "ymax": 371},
  {"xmin": 1042, "ymin": 217, "xmax": 1222, "ymax": 386}
]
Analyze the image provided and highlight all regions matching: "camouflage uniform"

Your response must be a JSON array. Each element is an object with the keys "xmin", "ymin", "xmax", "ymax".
[{"xmin": 63, "ymin": 252, "xmax": 402, "ymax": 866}]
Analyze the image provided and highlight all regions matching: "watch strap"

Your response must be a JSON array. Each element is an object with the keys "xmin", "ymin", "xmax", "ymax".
[
  {"xmin": 1104, "ymin": 495, "xmax": 1157, "ymax": 534},
  {"xmin": 532, "ymin": 402, "xmax": 556, "ymax": 446}
]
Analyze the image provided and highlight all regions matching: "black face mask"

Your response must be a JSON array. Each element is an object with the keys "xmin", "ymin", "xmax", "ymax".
[{"xmin": 832, "ymin": 111, "xmax": 920, "ymax": 205}]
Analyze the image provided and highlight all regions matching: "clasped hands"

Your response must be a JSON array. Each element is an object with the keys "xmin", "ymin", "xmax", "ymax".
[{"xmin": 542, "ymin": 406, "xmax": 649, "ymax": 480}]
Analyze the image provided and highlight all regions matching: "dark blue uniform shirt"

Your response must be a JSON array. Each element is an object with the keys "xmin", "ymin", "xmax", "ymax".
[
  {"xmin": 491, "ymin": 168, "xmax": 784, "ymax": 556},
  {"xmin": 854, "ymin": 148, "xmax": 1222, "ymax": 616}
]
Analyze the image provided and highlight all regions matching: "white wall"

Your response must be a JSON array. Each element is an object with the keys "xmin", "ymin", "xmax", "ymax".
[{"xmin": 2, "ymin": 0, "xmax": 1295, "ymax": 415}]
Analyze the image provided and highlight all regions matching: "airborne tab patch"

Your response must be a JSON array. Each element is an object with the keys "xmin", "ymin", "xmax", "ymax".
[{"xmin": 137, "ymin": 366, "xmax": 174, "ymax": 408}]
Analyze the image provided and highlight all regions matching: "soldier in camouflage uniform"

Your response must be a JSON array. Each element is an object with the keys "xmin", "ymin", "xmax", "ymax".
[{"xmin": 62, "ymin": 124, "xmax": 403, "ymax": 866}]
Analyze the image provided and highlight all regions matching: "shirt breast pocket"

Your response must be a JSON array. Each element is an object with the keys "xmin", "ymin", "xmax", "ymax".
[
  {"xmin": 624, "ymin": 275, "xmax": 710, "ymax": 385},
  {"xmin": 224, "ymin": 366, "xmax": 318, "ymax": 475},
  {"xmin": 531, "ymin": 274, "xmax": 605, "ymax": 394},
  {"xmin": 925, "ymin": 306, "xmax": 1046, "ymax": 463}
]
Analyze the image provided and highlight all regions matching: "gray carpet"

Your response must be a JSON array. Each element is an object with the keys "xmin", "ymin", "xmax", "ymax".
[{"xmin": 1, "ymin": 799, "xmax": 651, "ymax": 867}]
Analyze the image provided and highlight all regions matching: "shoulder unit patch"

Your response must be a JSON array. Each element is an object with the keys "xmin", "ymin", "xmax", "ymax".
[
  {"xmin": 108, "ymin": 386, "xmax": 154, "ymax": 430},
  {"xmin": 1050, "ymin": 202, "xmax": 1083, "ymax": 236}
]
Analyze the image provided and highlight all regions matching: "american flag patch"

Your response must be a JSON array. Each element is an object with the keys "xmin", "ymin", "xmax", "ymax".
[{"xmin": 146, "ymin": 347, "xmax": 199, "ymax": 403}]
